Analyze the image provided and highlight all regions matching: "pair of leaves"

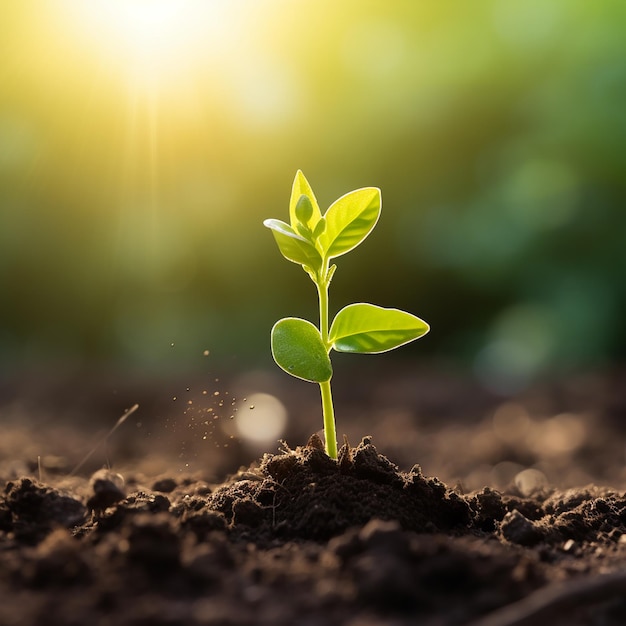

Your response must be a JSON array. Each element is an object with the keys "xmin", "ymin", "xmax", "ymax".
[
  {"xmin": 271, "ymin": 304, "xmax": 430, "ymax": 383},
  {"xmin": 264, "ymin": 170, "xmax": 381, "ymax": 275}
]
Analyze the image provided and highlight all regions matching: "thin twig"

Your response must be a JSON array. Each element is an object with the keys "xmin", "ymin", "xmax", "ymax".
[{"xmin": 70, "ymin": 404, "xmax": 139, "ymax": 476}]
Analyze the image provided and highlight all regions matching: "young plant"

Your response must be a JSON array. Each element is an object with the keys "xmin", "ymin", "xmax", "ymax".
[{"xmin": 264, "ymin": 171, "xmax": 429, "ymax": 459}]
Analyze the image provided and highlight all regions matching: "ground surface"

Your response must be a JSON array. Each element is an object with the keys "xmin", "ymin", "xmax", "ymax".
[{"xmin": 1, "ymin": 364, "xmax": 626, "ymax": 625}]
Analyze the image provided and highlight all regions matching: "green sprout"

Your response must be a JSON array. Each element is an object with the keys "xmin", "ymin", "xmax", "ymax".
[{"xmin": 264, "ymin": 171, "xmax": 429, "ymax": 459}]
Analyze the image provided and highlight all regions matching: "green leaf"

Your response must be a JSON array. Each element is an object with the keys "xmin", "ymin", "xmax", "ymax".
[
  {"xmin": 263, "ymin": 218, "xmax": 322, "ymax": 271},
  {"xmin": 295, "ymin": 194, "xmax": 314, "ymax": 226},
  {"xmin": 294, "ymin": 195, "xmax": 315, "ymax": 239},
  {"xmin": 312, "ymin": 216, "xmax": 326, "ymax": 239},
  {"xmin": 319, "ymin": 187, "xmax": 381, "ymax": 259},
  {"xmin": 271, "ymin": 318, "xmax": 333, "ymax": 383},
  {"xmin": 329, "ymin": 303, "xmax": 429, "ymax": 354},
  {"xmin": 289, "ymin": 171, "xmax": 322, "ymax": 233}
]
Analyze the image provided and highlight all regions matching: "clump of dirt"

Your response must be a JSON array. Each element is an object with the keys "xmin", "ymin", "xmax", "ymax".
[
  {"xmin": 207, "ymin": 435, "xmax": 471, "ymax": 542},
  {"xmin": 2, "ymin": 437, "xmax": 626, "ymax": 625}
]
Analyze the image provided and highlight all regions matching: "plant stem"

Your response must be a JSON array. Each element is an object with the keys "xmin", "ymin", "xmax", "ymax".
[
  {"xmin": 319, "ymin": 379, "xmax": 337, "ymax": 458},
  {"xmin": 317, "ymin": 266, "xmax": 337, "ymax": 459},
  {"xmin": 318, "ymin": 268, "xmax": 330, "ymax": 345}
]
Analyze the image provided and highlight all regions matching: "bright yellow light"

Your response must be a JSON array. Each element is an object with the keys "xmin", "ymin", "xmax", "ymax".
[
  {"xmin": 108, "ymin": 1, "xmax": 182, "ymax": 48},
  {"xmin": 63, "ymin": 0, "xmax": 231, "ymax": 91}
]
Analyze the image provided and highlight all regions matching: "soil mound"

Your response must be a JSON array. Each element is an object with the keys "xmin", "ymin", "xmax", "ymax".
[{"xmin": 2, "ymin": 437, "xmax": 626, "ymax": 625}]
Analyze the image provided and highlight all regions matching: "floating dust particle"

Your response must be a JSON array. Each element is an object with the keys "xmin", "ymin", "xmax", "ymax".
[
  {"xmin": 213, "ymin": 391, "xmax": 220, "ymax": 396},
  {"xmin": 202, "ymin": 390, "xmax": 207, "ymax": 395},
  {"xmin": 171, "ymin": 343, "xmax": 175, "ymax": 347},
  {"xmin": 173, "ymin": 397, "xmax": 177, "ymax": 401},
  {"xmin": 203, "ymin": 349, "xmax": 210, "ymax": 356},
  {"xmin": 187, "ymin": 400, "xmax": 193, "ymax": 406},
  {"xmin": 218, "ymin": 400, "xmax": 224, "ymax": 407},
  {"xmin": 249, "ymin": 405, "xmax": 255, "ymax": 410}
]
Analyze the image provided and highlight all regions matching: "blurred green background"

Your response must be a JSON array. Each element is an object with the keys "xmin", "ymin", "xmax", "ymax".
[{"xmin": 1, "ymin": 0, "xmax": 625, "ymax": 393}]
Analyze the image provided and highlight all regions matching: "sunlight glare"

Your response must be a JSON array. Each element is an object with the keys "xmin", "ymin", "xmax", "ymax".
[{"xmin": 64, "ymin": 0, "xmax": 230, "ymax": 90}]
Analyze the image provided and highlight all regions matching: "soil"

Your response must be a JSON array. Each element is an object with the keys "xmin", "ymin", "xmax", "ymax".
[{"xmin": 2, "ymin": 365, "xmax": 626, "ymax": 625}]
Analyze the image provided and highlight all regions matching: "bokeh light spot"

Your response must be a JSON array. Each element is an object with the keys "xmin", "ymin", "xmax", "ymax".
[
  {"xmin": 535, "ymin": 413, "xmax": 586, "ymax": 457},
  {"xmin": 514, "ymin": 468, "xmax": 548, "ymax": 496},
  {"xmin": 234, "ymin": 393, "xmax": 287, "ymax": 445}
]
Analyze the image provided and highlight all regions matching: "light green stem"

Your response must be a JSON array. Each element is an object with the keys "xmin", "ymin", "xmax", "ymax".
[
  {"xmin": 317, "ymin": 265, "xmax": 337, "ymax": 459},
  {"xmin": 319, "ymin": 379, "xmax": 337, "ymax": 458},
  {"xmin": 318, "ymin": 267, "xmax": 330, "ymax": 345}
]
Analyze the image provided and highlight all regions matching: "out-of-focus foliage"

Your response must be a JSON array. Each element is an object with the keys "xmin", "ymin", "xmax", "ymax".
[{"xmin": 1, "ymin": 0, "xmax": 625, "ymax": 391}]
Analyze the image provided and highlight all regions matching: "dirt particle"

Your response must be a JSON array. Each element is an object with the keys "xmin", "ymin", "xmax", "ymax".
[
  {"xmin": 501, "ymin": 510, "xmax": 544, "ymax": 546},
  {"xmin": 88, "ymin": 470, "xmax": 125, "ymax": 511},
  {"xmin": 151, "ymin": 478, "xmax": 177, "ymax": 494}
]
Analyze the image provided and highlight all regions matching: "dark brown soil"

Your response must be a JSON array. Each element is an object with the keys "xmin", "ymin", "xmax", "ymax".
[
  {"xmin": 2, "ymin": 366, "xmax": 626, "ymax": 625},
  {"xmin": 2, "ymin": 436, "xmax": 626, "ymax": 625}
]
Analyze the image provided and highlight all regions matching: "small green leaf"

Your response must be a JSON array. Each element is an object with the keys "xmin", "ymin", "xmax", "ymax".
[
  {"xmin": 289, "ymin": 171, "xmax": 322, "ymax": 233},
  {"xmin": 271, "ymin": 318, "xmax": 333, "ymax": 383},
  {"xmin": 329, "ymin": 303, "xmax": 429, "ymax": 354},
  {"xmin": 319, "ymin": 187, "xmax": 381, "ymax": 259},
  {"xmin": 263, "ymin": 218, "xmax": 322, "ymax": 271},
  {"xmin": 294, "ymin": 195, "xmax": 315, "ymax": 239},
  {"xmin": 312, "ymin": 216, "xmax": 326, "ymax": 239},
  {"xmin": 295, "ymin": 194, "xmax": 314, "ymax": 225}
]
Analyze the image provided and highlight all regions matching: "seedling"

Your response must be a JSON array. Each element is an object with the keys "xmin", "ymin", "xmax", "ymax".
[{"xmin": 264, "ymin": 171, "xmax": 429, "ymax": 459}]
